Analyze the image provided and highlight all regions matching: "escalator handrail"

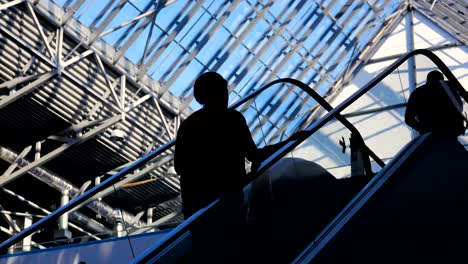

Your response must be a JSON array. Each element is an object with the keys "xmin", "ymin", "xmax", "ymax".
[
  {"xmin": 232, "ymin": 78, "xmax": 386, "ymax": 170},
  {"xmin": 131, "ymin": 49, "xmax": 466, "ymax": 263},
  {"xmin": 251, "ymin": 49, "xmax": 466, "ymax": 195},
  {"xmin": 0, "ymin": 73, "xmax": 374, "ymax": 252}
]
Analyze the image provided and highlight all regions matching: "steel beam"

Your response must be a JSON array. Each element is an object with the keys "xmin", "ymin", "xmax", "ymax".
[
  {"xmin": 0, "ymin": 72, "xmax": 51, "ymax": 91},
  {"xmin": 61, "ymin": 49, "xmax": 95, "ymax": 68},
  {"xmin": 152, "ymin": 96, "xmax": 174, "ymax": 139},
  {"xmin": 96, "ymin": 6, "xmax": 160, "ymax": 42},
  {"xmin": 0, "ymin": 224, "xmax": 45, "ymax": 251},
  {"xmin": 0, "ymin": 148, "xmax": 144, "ymax": 228},
  {"xmin": 3, "ymin": 146, "xmax": 32, "ymax": 177},
  {"xmin": 93, "ymin": 154, "xmax": 175, "ymax": 203},
  {"xmin": 88, "ymin": 0, "xmax": 128, "ymax": 43},
  {"xmin": 366, "ymin": 41, "xmax": 465, "ymax": 65},
  {"xmin": 2, "ymin": 187, "xmax": 106, "ymax": 240},
  {"xmin": 0, "ymin": 0, "xmax": 24, "ymax": 12},
  {"xmin": 138, "ymin": 1, "xmax": 202, "ymax": 80},
  {"xmin": 94, "ymin": 53, "xmax": 122, "ymax": 108},
  {"xmin": 0, "ymin": 70, "xmax": 58, "ymax": 109},
  {"xmin": 113, "ymin": 6, "xmax": 159, "ymax": 63},
  {"xmin": 130, "ymin": 210, "xmax": 180, "ymax": 235},
  {"xmin": 26, "ymin": 1, "xmax": 55, "ymax": 60},
  {"xmin": 60, "ymin": 0, "xmax": 86, "ymax": 26},
  {"xmin": 0, "ymin": 205, "xmax": 21, "ymax": 233},
  {"xmin": 178, "ymin": 0, "xmax": 271, "ymax": 111},
  {"xmin": 0, "ymin": 24, "xmax": 54, "ymax": 66},
  {"xmin": 0, "ymin": 115, "xmax": 121, "ymax": 187}
]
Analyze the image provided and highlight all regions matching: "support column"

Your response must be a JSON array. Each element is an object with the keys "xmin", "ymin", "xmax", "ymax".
[
  {"xmin": 146, "ymin": 208, "xmax": 154, "ymax": 233},
  {"xmin": 7, "ymin": 226, "xmax": 14, "ymax": 254},
  {"xmin": 10, "ymin": 214, "xmax": 33, "ymax": 253},
  {"xmin": 18, "ymin": 214, "xmax": 33, "ymax": 252},
  {"xmin": 114, "ymin": 209, "xmax": 127, "ymax": 238},
  {"xmin": 406, "ymin": 5, "xmax": 416, "ymax": 94},
  {"xmin": 405, "ymin": 5, "xmax": 418, "ymax": 139},
  {"xmin": 54, "ymin": 189, "xmax": 72, "ymax": 240}
]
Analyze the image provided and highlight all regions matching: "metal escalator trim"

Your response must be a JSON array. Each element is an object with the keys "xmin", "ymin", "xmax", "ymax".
[{"xmin": 132, "ymin": 199, "xmax": 217, "ymax": 263}]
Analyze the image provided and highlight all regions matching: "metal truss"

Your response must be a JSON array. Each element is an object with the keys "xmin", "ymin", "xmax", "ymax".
[
  {"xmin": 0, "ymin": 0, "xmax": 182, "ymax": 244},
  {"xmin": 0, "ymin": 0, "xmax": 179, "ymax": 182},
  {"xmin": 0, "ymin": 146, "xmax": 144, "ymax": 228}
]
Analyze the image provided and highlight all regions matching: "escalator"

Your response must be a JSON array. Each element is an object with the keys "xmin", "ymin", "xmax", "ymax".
[
  {"xmin": 0, "ymin": 49, "xmax": 466, "ymax": 263},
  {"xmin": 131, "ymin": 49, "xmax": 467, "ymax": 263},
  {"xmin": 133, "ymin": 157, "xmax": 373, "ymax": 264},
  {"xmin": 294, "ymin": 133, "xmax": 468, "ymax": 263},
  {"xmin": 134, "ymin": 133, "xmax": 468, "ymax": 264}
]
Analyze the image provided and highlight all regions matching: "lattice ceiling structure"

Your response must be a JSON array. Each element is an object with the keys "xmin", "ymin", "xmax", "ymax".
[{"xmin": 0, "ymin": 0, "xmax": 466, "ymax": 250}]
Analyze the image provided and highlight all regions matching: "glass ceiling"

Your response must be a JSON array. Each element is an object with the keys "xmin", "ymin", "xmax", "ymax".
[{"xmin": 52, "ymin": 0, "xmax": 401, "ymax": 144}]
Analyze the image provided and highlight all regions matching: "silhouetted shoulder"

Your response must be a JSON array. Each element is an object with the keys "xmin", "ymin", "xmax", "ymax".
[{"xmin": 226, "ymin": 108, "xmax": 248, "ymax": 121}]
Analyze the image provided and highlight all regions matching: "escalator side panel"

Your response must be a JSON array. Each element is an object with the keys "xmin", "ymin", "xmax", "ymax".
[
  {"xmin": 310, "ymin": 134, "xmax": 468, "ymax": 263},
  {"xmin": 244, "ymin": 158, "xmax": 370, "ymax": 263}
]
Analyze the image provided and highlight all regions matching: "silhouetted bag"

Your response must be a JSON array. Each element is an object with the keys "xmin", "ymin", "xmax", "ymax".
[{"xmin": 440, "ymin": 81, "xmax": 467, "ymax": 135}]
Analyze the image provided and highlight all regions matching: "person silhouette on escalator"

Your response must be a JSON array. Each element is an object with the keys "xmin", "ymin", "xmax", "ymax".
[
  {"xmin": 174, "ymin": 71, "xmax": 305, "ymax": 263},
  {"xmin": 405, "ymin": 70, "xmax": 466, "ymax": 137}
]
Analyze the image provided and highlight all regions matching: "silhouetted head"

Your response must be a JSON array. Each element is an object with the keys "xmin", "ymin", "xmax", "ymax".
[
  {"xmin": 194, "ymin": 72, "xmax": 229, "ymax": 108},
  {"xmin": 426, "ymin": 70, "xmax": 444, "ymax": 84}
]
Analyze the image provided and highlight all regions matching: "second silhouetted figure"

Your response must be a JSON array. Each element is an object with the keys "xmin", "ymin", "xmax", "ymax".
[{"xmin": 405, "ymin": 70, "xmax": 466, "ymax": 136}]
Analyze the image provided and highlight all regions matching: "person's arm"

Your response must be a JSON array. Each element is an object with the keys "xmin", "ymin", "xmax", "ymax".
[
  {"xmin": 237, "ymin": 111, "xmax": 307, "ymax": 171},
  {"xmin": 243, "ymin": 129, "xmax": 307, "ymax": 185},
  {"xmin": 174, "ymin": 121, "xmax": 188, "ymax": 176},
  {"xmin": 405, "ymin": 89, "xmax": 423, "ymax": 133}
]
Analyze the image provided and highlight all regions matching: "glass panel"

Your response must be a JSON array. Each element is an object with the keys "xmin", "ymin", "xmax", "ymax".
[
  {"xmin": 101, "ymin": 4, "xmax": 141, "ymax": 46},
  {"xmin": 46, "ymin": 0, "xmax": 401, "ymax": 117},
  {"xmin": 292, "ymin": 117, "xmax": 355, "ymax": 179},
  {"xmin": 233, "ymin": 82, "xmax": 326, "ymax": 148},
  {"xmin": 72, "ymin": 0, "xmax": 114, "ymax": 27},
  {"xmin": 339, "ymin": 60, "xmax": 414, "ymax": 164},
  {"xmin": 246, "ymin": 118, "xmax": 372, "ymax": 262}
]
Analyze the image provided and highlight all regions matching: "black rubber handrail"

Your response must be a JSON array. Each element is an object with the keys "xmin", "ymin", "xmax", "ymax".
[
  {"xmin": 130, "ymin": 49, "xmax": 466, "ymax": 263},
  {"xmin": 0, "ymin": 71, "xmax": 376, "ymax": 252}
]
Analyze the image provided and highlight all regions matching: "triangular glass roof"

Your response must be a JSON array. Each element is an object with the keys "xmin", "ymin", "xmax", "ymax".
[{"xmin": 52, "ymin": 0, "xmax": 403, "ymax": 143}]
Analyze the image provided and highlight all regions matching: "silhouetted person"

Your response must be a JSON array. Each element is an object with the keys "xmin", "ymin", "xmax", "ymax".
[
  {"xmin": 405, "ymin": 70, "xmax": 466, "ymax": 136},
  {"xmin": 174, "ymin": 72, "xmax": 304, "ymax": 263}
]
